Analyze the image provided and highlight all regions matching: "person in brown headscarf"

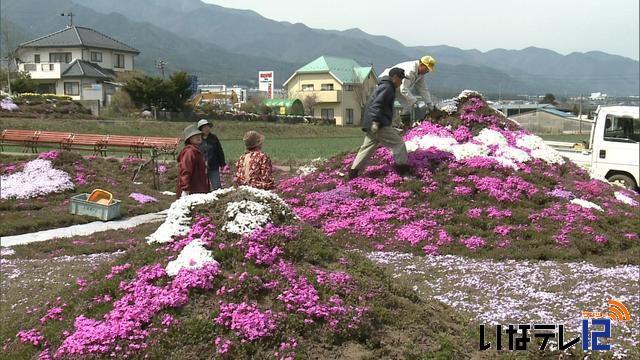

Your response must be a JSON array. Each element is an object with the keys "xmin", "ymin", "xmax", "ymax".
[{"xmin": 234, "ymin": 131, "xmax": 274, "ymax": 190}]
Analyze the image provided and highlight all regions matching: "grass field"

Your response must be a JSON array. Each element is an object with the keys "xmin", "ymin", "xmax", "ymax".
[
  {"xmin": 539, "ymin": 133, "xmax": 591, "ymax": 143},
  {"xmin": 0, "ymin": 117, "xmax": 364, "ymax": 163}
]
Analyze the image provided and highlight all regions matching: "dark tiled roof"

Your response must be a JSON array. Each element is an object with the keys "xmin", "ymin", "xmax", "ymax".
[
  {"xmin": 19, "ymin": 26, "xmax": 139, "ymax": 54},
  {"xmin": 62, "ymin": 59, "xmax": 116, "ymax": 79}
]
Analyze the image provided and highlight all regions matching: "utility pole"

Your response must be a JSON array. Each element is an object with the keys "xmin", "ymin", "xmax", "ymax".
[
  {"xmin": 61, "ymin": 12, "xmax": 75, "ymax": 27},
  {"xmin": 155, "ymin": 60, "xmax": 167, "ymax": 79},
  {"xmin": 578, "ymin": 94, "xmax": 583, "ymax": 134},
  {"xmin": 3, "ymin": 58, "xmax": 12, "ymax": 95}
]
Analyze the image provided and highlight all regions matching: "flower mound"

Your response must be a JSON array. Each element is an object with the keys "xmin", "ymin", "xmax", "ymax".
[
  {"xmin": 278, "ymin": 90, "xmax": 640, "ymax": 257},
  {"xmin": 0, "ymin": 159, "xmax": 74, "ymax": 199}
]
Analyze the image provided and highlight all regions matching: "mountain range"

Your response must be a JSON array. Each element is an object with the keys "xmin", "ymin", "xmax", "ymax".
[{"xmin": 2, "ymin": 0, "xmax": 638, "ymax": 96}]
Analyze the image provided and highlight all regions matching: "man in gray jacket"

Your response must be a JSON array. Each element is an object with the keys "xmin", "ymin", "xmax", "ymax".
[
  {"xmin": 379, "ymin": 55, "xmax": 436, "ymax": 126},
  {"xmin": 349, "ymin": 68, "xmax": 411, "ymax": 180}
]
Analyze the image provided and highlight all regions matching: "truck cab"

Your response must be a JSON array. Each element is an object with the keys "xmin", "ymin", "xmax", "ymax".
[{"xmin": 589, "ymin": 106, "xmax": 640, "ymax": 190}]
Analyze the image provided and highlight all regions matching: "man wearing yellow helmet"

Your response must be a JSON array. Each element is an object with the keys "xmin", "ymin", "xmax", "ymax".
[{"xmin": 379, "ymin": 55, "xmax": 436, "ymax": 126}]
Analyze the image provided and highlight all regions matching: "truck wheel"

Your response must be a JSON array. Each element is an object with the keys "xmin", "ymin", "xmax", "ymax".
[{"xmin": 607, "ymin": 174, "xmax": 637, "ymax": 190}]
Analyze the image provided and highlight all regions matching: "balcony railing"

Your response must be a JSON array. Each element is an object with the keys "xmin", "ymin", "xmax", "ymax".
[
  {"xmin": 18, "ymin": 62, "xmax": 63, "ymax": 79},
  {"xmin": 303, "ymin": 90, "xmax": 341, "ymax": 103}
]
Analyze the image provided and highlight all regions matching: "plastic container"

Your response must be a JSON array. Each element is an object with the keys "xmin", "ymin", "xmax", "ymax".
[
  {"xmin": 87, "ymin": 189, "xmax": 113, "ymax": 205},
  {"xmin": 70, "ymin": 193, "xmax": 121, "ymax": 221}
]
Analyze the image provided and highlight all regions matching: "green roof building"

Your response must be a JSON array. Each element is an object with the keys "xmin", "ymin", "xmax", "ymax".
[{"xmin": 283, "ymin": 56, "xmax": 377, "ymax": 126}]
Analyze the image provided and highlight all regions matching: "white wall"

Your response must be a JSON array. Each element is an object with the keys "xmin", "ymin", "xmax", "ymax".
[
  {"xmin": 81, "ymin": 47, "xmax": 135, "ymax": 71},
  {"xmin": 18, "ymin": 47, "xmax": 135, "ymax": 71},
  {"xmin": 18, "ymin": 48, "xmax": 83, "ymax": 63}
]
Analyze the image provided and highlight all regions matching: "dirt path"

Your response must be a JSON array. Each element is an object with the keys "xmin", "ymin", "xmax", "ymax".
[
  {"xmin": 1, "ymin": 211, "xmax": 167, "ymax": 247},
  {"xmin": 367, "ymin": 251, "xmax": 640, "ymax": 358}
]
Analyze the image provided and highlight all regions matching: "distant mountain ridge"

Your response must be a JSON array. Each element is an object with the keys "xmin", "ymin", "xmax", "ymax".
[{"xmin": 2, "ymin": 0, "xmax": 638, "ymax": 95}]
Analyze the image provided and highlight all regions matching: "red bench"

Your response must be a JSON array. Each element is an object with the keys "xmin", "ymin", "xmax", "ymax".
[{"xmin": 1, "ymin": 129, "xmax": 180, "ymax": 157}]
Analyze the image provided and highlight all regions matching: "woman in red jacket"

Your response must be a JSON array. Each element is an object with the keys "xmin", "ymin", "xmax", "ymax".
[{"xmin": 176, "ymin": 125, "xmax": 210, "ymax": 198}]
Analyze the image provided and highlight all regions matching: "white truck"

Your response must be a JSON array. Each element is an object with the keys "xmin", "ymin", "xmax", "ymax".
[{"xmin": 549, "ymin": 106, "xmax": 640, "ymax": 190}]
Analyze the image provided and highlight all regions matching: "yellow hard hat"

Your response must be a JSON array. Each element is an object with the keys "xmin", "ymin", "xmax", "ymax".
[{"xmin": 420, "ymin": 55, "xmax": 436, "ymax": 73}]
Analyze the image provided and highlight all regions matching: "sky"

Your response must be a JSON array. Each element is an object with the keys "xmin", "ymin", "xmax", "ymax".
[{"xmin": 203, "ymin": 0, "xmax": 639, "ymax": 60}]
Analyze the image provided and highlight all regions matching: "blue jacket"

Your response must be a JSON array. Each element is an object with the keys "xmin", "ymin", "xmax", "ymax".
[{"xmin": 361, "ymin": 79, "xmax": 396, "ymax": 131}]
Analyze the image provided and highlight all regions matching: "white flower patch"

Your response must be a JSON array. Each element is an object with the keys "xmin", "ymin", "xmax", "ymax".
[
  {"xmin": 530, "ymin": 148, "xmax": 565, "ymax": 164},
  {"xmin": 457, "ymin": 90, "xmax": 483, "ymax": 100},
  {"xmin": 488, "ymin": 156, "xmax": 519, "ymax": 170},
  {"xmin": 147, "ymin": 188, "xmax": 234, "ymax": 244},
  {"xmin": 222, "ymin": 200, "xmax": 271, "ymax": 235},
  {"xmin": 516, "ymin": 134, "xmax": 565, "ymax": 164},
  {"xmin": 297, "ymin": 165, "xmax": 317, "ymax": 177},
  {"xmin": 494, "ymin": 146, "xmax": 531, "ymax": 163},
  {"xmin": 0, "ymin": 248, "xmax": 15, "ymax": 257},
  {"xmin": 165, "ymin": 239, "xmax": 218, "ymax": 276},
  {"xmin": 405, "ymin": 134, "xmax": 457, "ymax": 153},
  {"xmin": 297, "ymin": 158, "xmax": 328, "ymax": 176},
  {"xmin": 450, "ymin": 143, "xmax": 489, "ymax": 160},
  {"xmin": 614, "ymin": 192, "xmax": 639, "ymax": 207},
  {"xmin": 570, "ymin": 198, "xmax": 604, "ymax": 212},
  {"xmin": 0, "ymin": 159, "xmax": 74, "ymax": 199},
  {"xmin": 237, "ymin": 186, "xmax": 286, "ymax": 205},
  {"xmin": 474, "ymin": 128, "xmax": 508, "ymax": 147},
  {"xmin": 515, "ymin": 134, "xmax": 546, "ymax": 151},
  {"xmin": 437, "ymin": 99, "xmax": 458, "ymax": 115}
]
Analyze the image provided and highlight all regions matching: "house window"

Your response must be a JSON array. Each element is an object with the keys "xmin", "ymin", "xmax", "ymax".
[
  {"xmin": 114, "ymin": 54, "xmax": 125, "ymax": 68},
  {"xmin": 321, "ymin": 108, "xmax": 334, "ymax": 120},
  {"xmin": 41, "ymin": 64, "xmax": 54, "ymax": 71},
  {"xmin": 34, "ymin": 54, "xmax": 40, "ymax": 63},
  {"xmin": 64, "ymin": 82, "xmax": 80, "ymax": 96},
  {"xmin": 50, "ymin": 52, "xmax": 72, "ymax": 63},
  {"xmin": 346, "ymin": 108, "xmax": 354, "ymax": 125},
  {"xmin": 301, "ymin": 84, "xmax": 314, "ymax": 91},
  {"xmin": 604, "ymin": 115, "xmax": 640, "ymax": 142},
  {"xmin": 344, "ymin": 84, "xmax": 354, "ymax": 91},
  {"xmin": 321, "ymin": 83, "xmax": 334, "ymax": 91},
  {"xmin": 91, "ymin": 51, "xmax": 103, "ymax": 62}
]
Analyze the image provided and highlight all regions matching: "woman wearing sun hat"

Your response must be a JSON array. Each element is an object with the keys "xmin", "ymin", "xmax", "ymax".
[
  {"xmin": 175, "ymin": 124, "xmax": 210, "ymax": 198},
  {"xmin": 234, "ymin": 130, "xmax": 274, "ymax": 190},
  {"xmin": 196, "ymin": 118, "xmax": 226, "ymax": 190}
]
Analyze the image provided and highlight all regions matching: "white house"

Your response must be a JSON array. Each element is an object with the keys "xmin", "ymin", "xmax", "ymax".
[{"xmin": 15, "ymin": 26, "xmax": 139, "ymax": 105}]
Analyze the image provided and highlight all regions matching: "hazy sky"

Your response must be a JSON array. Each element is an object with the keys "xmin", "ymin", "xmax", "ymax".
[{"xmin": 204, "ymin": 0, "xmax": 639, "ymax": 60}]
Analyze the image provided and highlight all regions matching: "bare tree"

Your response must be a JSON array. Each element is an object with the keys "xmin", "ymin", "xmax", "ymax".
[
  {"xmin": 1, "ymin": 18, "xmax": 20, "ymax": 94},
  {"xmin": 301, "ymin": 93, "xmax": 318, "ymax": 116},
  {"xmin": 351, "ymin": 70, "xmax": 375, "ymax": 120}
]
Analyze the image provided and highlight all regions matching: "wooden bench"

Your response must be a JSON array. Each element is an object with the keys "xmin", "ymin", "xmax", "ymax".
[
  {"xmin": 1, "ymin": 129, "xmax": 39, "ymax": 152},
  {"xmin": 1, "ymin": 129, "xmax": 180, "ymax": 157}
]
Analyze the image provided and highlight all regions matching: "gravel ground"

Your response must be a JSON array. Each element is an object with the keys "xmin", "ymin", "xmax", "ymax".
[
  {"xmin": 367, "ymin": 251, "xmax": 640, "ymax": 358},
  {"xmin": 1, "ymin": 252, "xmax": 123, "ymax": 314}
]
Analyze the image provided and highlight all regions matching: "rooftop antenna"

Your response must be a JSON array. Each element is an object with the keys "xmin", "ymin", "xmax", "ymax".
[{"xmin": 61, "ymin": 12, "xmax": 75, "ymax": 27}]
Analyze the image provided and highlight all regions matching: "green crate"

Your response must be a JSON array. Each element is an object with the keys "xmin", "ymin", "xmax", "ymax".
[{"xmin": 69, "ymin": 193, "xmax": 122, "ymax": 221}]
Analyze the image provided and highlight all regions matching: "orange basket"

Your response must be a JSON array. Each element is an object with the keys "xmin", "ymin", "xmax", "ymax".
[{"xmin": 87, "ymin": 189, "xmax": 113, "ymax": 205}]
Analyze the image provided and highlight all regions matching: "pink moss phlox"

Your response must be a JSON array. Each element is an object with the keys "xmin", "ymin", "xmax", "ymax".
[{"xmin": 214, "ymin": 302, "xmax": 279, "ymax": 341}]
